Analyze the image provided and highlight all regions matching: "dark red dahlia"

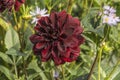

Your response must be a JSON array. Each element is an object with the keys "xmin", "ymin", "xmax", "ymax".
[
  {"xmin": 30, "ymin": 11, "xmax": 85, "ymax": 65},
  {"xmin": 0, "ymin": 0, "xmax": 25, "ymax": 12}
]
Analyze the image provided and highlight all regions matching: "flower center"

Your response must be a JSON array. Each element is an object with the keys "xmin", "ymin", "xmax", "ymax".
[
  {"xmin": 48, "ymin": 30, "xmax": 58, "ymax": 41},
  {"xmin": 36, "ymin": 15, "xmax": 41, "ymax": 19},
  {"xmin": 105, "ymin": 17, "xmax": 109, "ymax": 22}
]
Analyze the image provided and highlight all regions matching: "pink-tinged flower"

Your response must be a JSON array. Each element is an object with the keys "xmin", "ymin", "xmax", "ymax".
[
  {"xmin": 30, "ymin": 11, "xmax": 85, "ymax": 65},
  {"xmin": 103, "ymin": 15, "xmax": 120, "ymax": 26},
  {"xmin": 0, "ymin": 0, "xmax": 25, "ymax": 12}
]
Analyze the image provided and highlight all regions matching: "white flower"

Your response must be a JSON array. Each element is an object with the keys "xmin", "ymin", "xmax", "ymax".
[
  {"xmin": 109, "ymin": 7, "xmax": 116, "ymax": 13},
  {"xmin": 103, "ymin": 15, "xmax": 120, "ymax": 26},
  {"xmin": 103, "ymin": 10, "xmax": 109, "ymax": 15},
  {"xmin": 103, "ymin": 5, "xmax": 116, "ymax": 15},
  {"xmin": 103, "ymin": 6, "xmax": 110, "ymax": 10},
  {"xmin": 102, "ymin": 5, "xmax": 120, "ymax": 26},
  {"xmin": 30, "ymin": 6, "xmax": 49, "ymax": 24}
]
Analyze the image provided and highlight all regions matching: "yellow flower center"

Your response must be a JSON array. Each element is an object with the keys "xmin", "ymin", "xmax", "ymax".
[
  {"xmin": 36, "ymin": 15, "xmax": 41, "ymax": 19},
  {"xmin": 105, "ymin": 17, "xmax": 109, "ymax": 22}
]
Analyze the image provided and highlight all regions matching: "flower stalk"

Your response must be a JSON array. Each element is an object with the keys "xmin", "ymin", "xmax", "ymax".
[
  {"xmin": 87, "ymin": 24, "xmax": 110, "ymax": 80},
  {"xmin": 13, "ymin": 56, "xmax": 18, "ymax": 79},
  {"xmin": 61, "ymin": 65, "xmax": 65, "ymax": 80},
  {"xmin": 67, "ymin": 0, "xmax": 75, "ymax": 14},
  {"xmin": 87, "ymin": 45, "xmax": 104, "ymax": 80},
  {"xmin": 98, "ymin": 45, "xmax": 104, "ymax": 80},
  {"xmin": 87, "ymin": 51, "xmax": 98, "ymax": 80}
]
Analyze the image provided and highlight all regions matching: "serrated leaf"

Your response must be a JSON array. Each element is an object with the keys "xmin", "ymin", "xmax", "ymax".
[{"xmin": 5, "ymin": 27, "xmax": 20, "ymax": 50}]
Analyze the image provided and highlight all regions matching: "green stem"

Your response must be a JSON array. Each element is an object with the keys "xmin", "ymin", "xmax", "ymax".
[
  {"xmin": 87, "ymin": 0, "xmax": 93, "ymax": 13},
  {"xmin": 67, "ymin": 0, "xmax": 75, "ymax": 14},
  {"xmin": 50, "ymin": 69, "xmax": 54, "ymax": 80},
  {"xmin": 21, "ymin": 19, "xmax": 28, "ymax": 80},
  {"xmin": 13, "ymin": 56, "xmax": 18, "ymax": 79},
  {"xmin": 87, "ymin": 45, "xmax": 103, "ymax": 80},
  {"xmin": 98, "ymin": 46, "xmax": 104, "ymax": 80},
  {"xmin": 87, "ymin": 25, "xmax": 110, "ymax": 80},
  {"xmin": 12, "ymin": 8, "xmax": 19, "ymax": 31},
  {"xmin": 22, "ymin": 57, "xmax": 27, "ymax": 80},
  {"xmin": 105, "ymin": 60, "xmax": 120, "ymax": 80},
  {"xmin": 103, "ymin": 25, "xmax": 110, "ymax": 42},
  {"xmin": 87, "ymin": 51, "xmax": 98, "ymax": 80},
  {"xmin": 61, "ymin": 65, "xmax": 65, "ymax": 80},
  {"xmin": 13, "ymin": 9, "xmax": 18, "ymax": 25}
]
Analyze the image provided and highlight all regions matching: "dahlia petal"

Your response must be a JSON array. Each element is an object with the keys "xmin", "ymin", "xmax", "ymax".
[
  {"xmin": 60, "ymin": 34, "xmax": 67, "ymax": 39},
  {"xmin": 35, "ymin": 42, "xmax": 45, "ymax": 49},
  {"xmin": 50, "ymin": 12, "xmax": 57, "ymax": 29},
  {"xmin": 62, "ymin": 47, "xmax": 71, "ymax": 58},
  {"xmin": 41, "ymin": 46, "xmax": 51, "ymax": 61},
  {"xmin": 65, "ymin": 36, "xmax": 79, "ymax": 48},
  {"xmin": 0, "ymin": 0, "xmax": 14, "ymax": 12},
  {"xmin": 33, "ymin": 45, "xmax": 41, "ymax": 55},
  {"xmin": 71, "ymin": 47, "xmax": 80, "ymax": 53},
  {"xmin": 58, "ymin": 11, "xmax": 68, "ymax": 29},
  {"xmin": 53, "ymin": 57, "xmax": 64, "ymax": 65},
  {"xmin": 57, "ymin": 41, "xmax": 66, "ymax": 52},
  {"xmin": 30, "ymin": 35, "xmax": 44, "ymax": 43},
  {"xmin": 62, "ymin": 52, "xmax": 79, "ymax": 62},
  {"xmin": 74, "ymin": 26, "xmax": 83, "ymax": 34},
  {"xmin": 77, "ymin": 35, "xmax": 85, "ymax": 45},
  {"xmin": 64, "ymin": 27, "xmax": 74, "ymax": 36}
]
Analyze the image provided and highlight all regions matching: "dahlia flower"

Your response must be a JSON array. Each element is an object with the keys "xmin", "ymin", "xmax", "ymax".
[
  {"xmin": 30, "ymin": 11, "xmax": 84, "ymax": 65},
  {"xmin": 0, "ymin": 0, "xmax": 25, "ymax": 12}
]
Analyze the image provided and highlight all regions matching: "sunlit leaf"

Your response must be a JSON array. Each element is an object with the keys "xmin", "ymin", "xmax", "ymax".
[{"xmin": 5, "ymin": 27, "xmax": 20, "ymax": 50}]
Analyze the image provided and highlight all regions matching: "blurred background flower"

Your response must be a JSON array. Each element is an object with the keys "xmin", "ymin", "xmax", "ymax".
[
  {"xmin": 102, "ymin": 5, "xmax": 120, "ymax": 26},
  {"xmin": 0, "ymin": 0, "xmax": 25, "ymax": 12}
]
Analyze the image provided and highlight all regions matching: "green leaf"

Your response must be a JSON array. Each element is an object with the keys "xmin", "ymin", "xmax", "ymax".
[
  {"xmin": 75, "ymin": 74, "xmax": 88, "ymax": 80},
  {"xmin": 5, "ymin": 27, "xmax": 20, "ymax": 50},
  {"xmin": 28, "ymin": 73, "xmax": 39, "ymax": 80},
  {"xmin": 0, "ymin": 52, "xmax": 13, "ymax": 64},
  {"xmin": 95, "ymin": 26, "xmax": 104, "ymax": 38},
  {"xmin": 113, "ymin": 71, "xmax": 120, "ymax": 80},
  {"xmin": 0, "ymin": 65, "xmax": 14, "ymax": 80},
  {"xmin": 81, "ymin": 8, "xmax": 99, "ymax": 32},
  {"xmin": 24, "ymin": 27, "xmax": 33, "ymax": 51},
  {"xmin": 6, "ymin": 48, "xmax": 26, "ymax": 56},
  {"xmin": 28, "ymin": 59, "xmax": 48, "ymax": 80}
]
